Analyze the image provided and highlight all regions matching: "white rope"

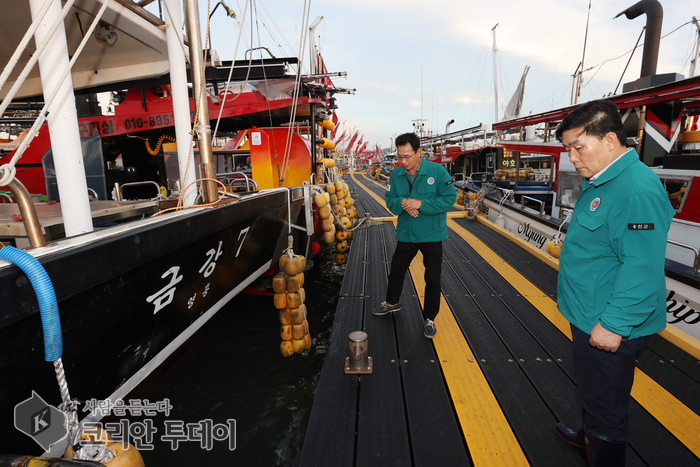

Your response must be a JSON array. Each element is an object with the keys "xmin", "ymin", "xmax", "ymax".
[
  {"xmin": 212, "ymin": 0, "xmax": 250, "ymax": 141},
  {"xmin": 278, "ymin": 0, "xmax": 311, "ymax": 184}
]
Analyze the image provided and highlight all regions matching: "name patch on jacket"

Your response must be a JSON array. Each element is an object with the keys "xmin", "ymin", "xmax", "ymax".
[{"xmin": 628, "ymin": 223, "xmax": 654, "ymax": 230}]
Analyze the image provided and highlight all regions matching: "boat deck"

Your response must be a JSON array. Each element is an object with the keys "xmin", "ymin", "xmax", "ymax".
[
  {"xmin": 0, "ymin": 199, "xmax": 160, "ymax": 247},
  {"xmin": 300, "ymin": 172, "xmax": 700, "ymax": 466}
]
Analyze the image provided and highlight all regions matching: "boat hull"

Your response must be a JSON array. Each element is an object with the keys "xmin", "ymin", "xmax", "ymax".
[{"xmin": 0, "ymin": 189, "xmax": 302, "ymax": 453}]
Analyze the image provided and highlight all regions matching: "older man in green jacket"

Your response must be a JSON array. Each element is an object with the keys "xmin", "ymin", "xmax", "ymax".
[
  {"xmin": 372, "ymin": 132, "xmax": 456, "ymax": 338},
  {"xmin": 554, "ymin": 100, "xmax": 675, "ymax": 466}
]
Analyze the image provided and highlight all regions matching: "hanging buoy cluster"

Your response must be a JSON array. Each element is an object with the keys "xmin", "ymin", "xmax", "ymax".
[
  {"xmin": 324, "ymin": 181, "xmax": 359, "ymax": 264},
  {"xmin": 546, "ymin": 238, "xmax": 563, "ymax": 258},
  {"xmin": 455, "ymin": 189, "xmax": 465, "ymax": 206},
  {"xmin": 275, "ymin": 248, "xmax": 311, "ymax": 357},
  {"xmin": 64, "ymin": 426, "xmax": 144, "ymax": 466}
]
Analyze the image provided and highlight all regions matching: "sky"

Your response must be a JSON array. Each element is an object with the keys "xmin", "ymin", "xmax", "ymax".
[{"xmin": 186, "ymin": 0, "xmax": 699, "ymax": 151}]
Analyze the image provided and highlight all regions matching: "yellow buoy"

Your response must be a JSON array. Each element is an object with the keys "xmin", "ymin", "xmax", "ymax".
[
  {"xmin": 314, "ymin": 193, "xmax": 328, "ymax": 208},
  {"xmin": 322, "ymin": 230, "xmax": 335, "ymax": 244},
  {"xmin": 280, "ymin": 340, "xmax": 294, "ymax": 357},
  {"xmin": 319, "ymin": 205, "xmax": 331, "ymax": 219},
  {"xmin": 272, "ymin": 273, "xmax": 287, "ymax": 294},
  {"xmin": 273, "ymin": 293, "xmax": 287, "ymax": 309},
  {"xmin": 65, "ymin": 426, "xmax": 144, "ymax": 467},
  {"xmin": 292, "ymin": 337, "xmax": 307, "ymax": 354},
  {"xmin": 286, "ymin": 273, "xmax": 304, "ymax": 292},
  {"xmin": 336, "ymin": 240, "xmax": 348, "ymax": 253},
  {"xmin": 280, "ymin": 324, "xmax": 293, "ymax": 341},
  {"xmin": 287, "ymin": 291, "xmax": 302, "ymax": 309},
  {"xmin": 317, "ymin": 138, "xmax": 336, "ymax": 150},
  {"xmin": 317, "ymin": 119, "xmax": 336, "ymax": 131},
  {"xmin": 292, "ymin": 319, "xmax": 309, "ymax": 340},
  {"xmin": 290, "ymin": 304, "xmax": 306, "ymax": 324},
  {"xmin": 279, "ymin": 251, "xmax": 305, "ymax": 275},
  {"xmin": 279, "ymin": 307, "xmax": 292, "ymax": 326},
  {"xmin": 335, "ymin": 253, "xmax": 347, "ymax": 264}
]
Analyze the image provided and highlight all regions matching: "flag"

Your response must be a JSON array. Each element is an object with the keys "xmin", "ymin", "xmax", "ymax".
[
  {"xmin": 330, "ymin": 112, "xmax": 339, "ymax": 139},
  {"xmin": 503, "ymin": 65, "xmax": 530, "ymax": 120},
  {"xmin": 334, "ymin": 130, "xmax": 347, "ymax": 145},
  {"xmin": 345, "ymin": 132, "xmax": 358, "ymax": 153}
]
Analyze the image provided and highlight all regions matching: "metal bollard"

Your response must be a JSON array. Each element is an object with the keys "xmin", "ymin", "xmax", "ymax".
[{"xmin": 344, "ymin": 331, "xmax": 373, "ymax": 374}]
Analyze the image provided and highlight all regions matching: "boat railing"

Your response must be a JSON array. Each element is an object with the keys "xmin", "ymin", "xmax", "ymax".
[
  {"xmin": 469, "ymin": 172, "xmax": 490, "ymax": 182},
  {"xmin": 520, "ymin": 195, "xmax": 545, "ymax": 215},
  {"xmin": 668, "ymin": 239, "xmax": 700, "ymax": 274},
  {"xmin": 0, "ymin": 193, "xmax": 13, "ymax": 203},
  {"xmin": 116, "ymin": 181, "xmax": 162, "ymax": 201},
  {"xmin": 87, "ymin": 188, "xmax": 98, "ymax": 201},
  {"xmin": 216, "ymin": 171, "xmax": 257, "ymax": 192}
]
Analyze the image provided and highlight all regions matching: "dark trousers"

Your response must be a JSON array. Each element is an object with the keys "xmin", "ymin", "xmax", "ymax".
[
  {"xmin": 571, "ymin": 324, "xmax": 649, "ymax": 441},
  {"xmin": 386, "ymin": 241, "xmax": 443, "ymax": 320}
]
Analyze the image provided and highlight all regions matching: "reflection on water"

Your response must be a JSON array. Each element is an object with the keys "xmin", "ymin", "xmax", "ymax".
[{"xmin": 124, "ymin": 244, "xmax": 344, "ymax": 466}]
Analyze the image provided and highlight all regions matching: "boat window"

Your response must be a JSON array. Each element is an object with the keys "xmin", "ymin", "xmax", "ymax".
[
  {"xmin": 556, "ymin": 171, "xmax": 583, "ymax": 209},
  {"xmin": 661, "ymin": 176, "xmax": 693, "ymax": 213}
]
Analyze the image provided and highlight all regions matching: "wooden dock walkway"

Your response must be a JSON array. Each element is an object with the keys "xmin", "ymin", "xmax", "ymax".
[{"xmin": 300, "ymin": 172, "xmax": 700, "ymax": 466}]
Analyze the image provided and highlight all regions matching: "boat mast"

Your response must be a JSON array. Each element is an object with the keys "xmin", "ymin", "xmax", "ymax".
[
  {"xmin": 29, "ymin": 0, "xmax": 93, "ymax": 236},
  {"xmin": 573, "ymin": 0, "xmax": 592, "ymax": 105},
  {"xmin": 690, "ymin": 16, "xmax": 700, "ymax": 77},
  {"xmin": 164, "ymin": 0, "xmax": 198, "ymax": 206},
  {"xmin": 184, "ymin": 0, "xmax": 217, "ymax": 203},
  {"xmin": 492, "ymin": 24, "xmax": 499, "ymax": 123}
]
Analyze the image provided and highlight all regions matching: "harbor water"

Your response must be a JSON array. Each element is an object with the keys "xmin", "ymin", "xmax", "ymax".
[{"xmin": 117, "ymin": 243, "xmax": 345, "ymax": 465}]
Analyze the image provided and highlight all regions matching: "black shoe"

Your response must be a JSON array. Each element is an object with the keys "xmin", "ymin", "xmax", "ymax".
[
  {"xmin": 584, "ymin": 430, "xmax": 626, "ymax": 467},
  {"xmin": 423, "ymin": 319, "xmax": 436, "ymax": 338},
  {"xmin": 372, "ymin": 301, "xmax": 401, "ymax": 316},
  {"xmin": 556, "ymin": 423, "xmax": 584, "ymax": 449}
]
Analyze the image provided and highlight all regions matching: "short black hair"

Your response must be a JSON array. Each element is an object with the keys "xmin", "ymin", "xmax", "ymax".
[
  {"xmin": 395, "ymin": 132, "xmax": 421, "ymax": 151},
  {"xmin": 555, "ymin": 99, "xmax": 626, "ymax": 145}
]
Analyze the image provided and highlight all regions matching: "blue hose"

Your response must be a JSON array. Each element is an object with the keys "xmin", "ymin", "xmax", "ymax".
[{"xmin": 0, "ymin": 246, "xmax": 62, "ymax": 362}]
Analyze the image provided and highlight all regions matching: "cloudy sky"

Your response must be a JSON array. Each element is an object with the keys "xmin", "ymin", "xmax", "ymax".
[{"xmin": 194, "ymin": 0, "xmax": 699, "ymax": 151}]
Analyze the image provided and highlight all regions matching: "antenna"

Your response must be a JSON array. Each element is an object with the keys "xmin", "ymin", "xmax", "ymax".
[
  {"xmin": 574, "ymin": 0, "xmax": 592, "ymax": 104},
  {"xmin": 492, "ymin": 24, "xmax": 499, "ymax": 122}
]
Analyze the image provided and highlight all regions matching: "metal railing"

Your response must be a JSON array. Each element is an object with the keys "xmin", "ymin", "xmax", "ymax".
[
  {"xmin": 520, "ymin": 195, "xmax": 545, "ymax": 215},
  {"xmin": 116, "ymin": 181, "xmax": 161, "ymax": 201},
  {"xmin": 668, "ymin": 239, "xmax": 700, "ymax": 274},
  {"xmin": 216, "ymin": 171, "xmax": 257, "ymax": 192}
]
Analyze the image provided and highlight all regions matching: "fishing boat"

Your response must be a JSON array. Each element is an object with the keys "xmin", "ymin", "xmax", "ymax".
[
  {"xmin": 0, "ymin": 0, "xmax": 346, "ymax": 458},
  {"xmin": 443, "ymin": 0, "xmax": 700, "ymax": 343}
]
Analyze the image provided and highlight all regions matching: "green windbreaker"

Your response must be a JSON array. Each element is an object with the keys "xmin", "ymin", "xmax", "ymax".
[
  {"xmin": 385, "ymin": 159, "xmax": 456, "ymax": 243},
  {"xmin": 557, "ymin": 149, "xmax": 675, "ymax": 339}
]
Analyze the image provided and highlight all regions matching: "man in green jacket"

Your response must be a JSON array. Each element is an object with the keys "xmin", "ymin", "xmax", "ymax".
[
  {"xmin": 554, "ymin": 100, "xmax": 675, "ymax": 466},
  {"xmin": 372, "ymin": 132, "xmax": 456, "ymax": 338}
]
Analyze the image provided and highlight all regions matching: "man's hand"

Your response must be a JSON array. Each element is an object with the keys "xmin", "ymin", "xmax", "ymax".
[
  {"xmin": 589, "ymin": 322, "xmax": 622, "ymax": 353},
  {"xmin": 402, "ymin": 198, "xmax": 421, "ymax": 218}
]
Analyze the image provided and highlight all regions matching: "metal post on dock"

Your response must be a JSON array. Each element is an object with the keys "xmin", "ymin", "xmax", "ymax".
[{"xmin": 344, "ymin": 331, "xmax": 373, "ymax": 374}]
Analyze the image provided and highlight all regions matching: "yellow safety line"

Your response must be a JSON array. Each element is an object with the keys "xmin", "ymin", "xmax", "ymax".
[
  {"xmin": 447, "ymin": 218, "xmax": 700, "ymax": 457},
  {"xmin": 351, "ymin": 173, "xmax": 529, "ymax": 464},
  {"xmin": 472, "ymin": 212, "xmax": 700, "ymax": 361},
  {"xmin": 410, "ymin": 254, "xmax": 529, "ymax": 466}
]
